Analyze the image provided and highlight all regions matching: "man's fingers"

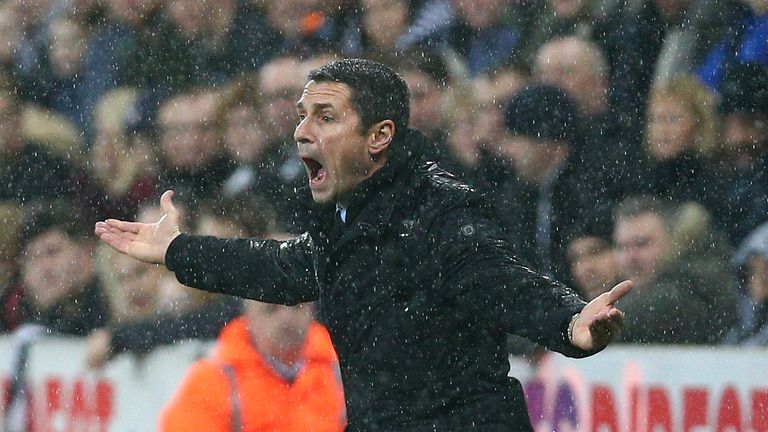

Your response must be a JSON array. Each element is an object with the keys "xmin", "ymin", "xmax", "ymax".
[
  {"xmin": 104, "ymin": 219, "xmax": 142, "ymax": 234},
  {"xmin": 160, "ymin": 190, "xmax": 176, "ymax": 216},
  {"xmin": 605, "ymin": 280, "xmax": 633, "ymax": 305}
]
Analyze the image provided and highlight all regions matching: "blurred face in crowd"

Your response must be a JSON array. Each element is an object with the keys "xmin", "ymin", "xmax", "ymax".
[
  {"xmin": 295, "ymin": 80, "xmax": 390, "ymax": 206},
  {"xmin": 646, "ymin": 97, "xmax": 696, "ymax": 161},
  {"xmin": 22, "ymin": 230, "xmax": 93, "ymax": 310},
  {"xmin": 0, "ymin": 6, "xmax": 21, "ymax": 62},
  {"xmin": 722, "ymin": 113, "xmax": 767, "ymax": 158},
  {"xmin": 535, "ymin": 39, "xmax": 606, "ymax": 115},
  {"xmin": 453, "ymin": 0, "xmax": 505, "ymax": 29},
  {"xmin": 0, "ymin": 91, "xmax": 23, "ymax": 154},
  {"xmin": 495, "ymin": 135, "xmax": 568, "ymax": 185},
  {"xmin": 48, "ymin": 18, "xmax": 89, "ymax": 77},
  {"xmin": 614, "ymin": 212, "xmax": 671, "ymax": 287},
  {"xmin": 245, "ymin": 301, "xmax": 313, "ymax": 362},
  {"xmin": 159, "ymin": 91, "xmax": 221, "ymax": 170},
  {"xmin": 363, "ymin": 0, "xmax": 408, "ymax": 48},
  {"xmin": 103, "ymin": 0, "xmax": 158, "ymax": 26},
  {"xmin": 652, "ymin": 0, "xmax": 689, "ymax": 20},
  {"xmin": 403, "ymin": 70, "xmax": 443, "ymax": 138},
  {"xmin": 550, "ymin": 0, "xmax": 588, "ymax": 17},
  {"xmin": 260, "ymin": 58, "xmax": 304, "ymax": 141},
  {"xmin": 113, "ymin": 253, "xmax": 162, "ymax": 318},
  {"xmin": 567, "ymin": 236, "xmax": 619, "ymax": 300},
  {"xmin": 222, "ymin": 104, "xmax": 269, "ymax": 163}
]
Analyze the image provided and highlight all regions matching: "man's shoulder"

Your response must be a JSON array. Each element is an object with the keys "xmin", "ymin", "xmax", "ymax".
[{"xmin": 414, "ymin": 161, "xmax": 476, "ymax": 204}]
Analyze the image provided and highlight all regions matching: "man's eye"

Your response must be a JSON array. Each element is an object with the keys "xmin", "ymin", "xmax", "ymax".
[
  {"xmin": 298, "ymin": 114, "xmax": 306, "ymax": 121},
  {"xmin": 322, "ymin": 115, "xmax": 333, "ymax": 123}
]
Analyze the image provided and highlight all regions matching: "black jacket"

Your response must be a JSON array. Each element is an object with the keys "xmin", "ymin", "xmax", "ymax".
[{"xmin": 166, "ymin": 129, "xmax": 594, "ymax": 431}]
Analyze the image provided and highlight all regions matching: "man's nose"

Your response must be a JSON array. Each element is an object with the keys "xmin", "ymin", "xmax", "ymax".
[{"xmin": 294, "ymin": 118, "xmax": 311, "ymax": 144}]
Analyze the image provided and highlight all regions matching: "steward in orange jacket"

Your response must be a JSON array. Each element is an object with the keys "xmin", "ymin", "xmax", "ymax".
[{"xmin": 157, "ymin": 312, "xmax": 345, "ymax": 432}]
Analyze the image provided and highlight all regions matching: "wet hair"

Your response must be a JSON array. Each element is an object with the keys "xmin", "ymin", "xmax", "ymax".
[{"xmin": 307, "ymin": 58, "xmax": 410, "ymax": 140}]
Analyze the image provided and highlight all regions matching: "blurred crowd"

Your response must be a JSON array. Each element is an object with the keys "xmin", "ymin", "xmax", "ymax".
[{"xmin": 0, "ymin": 0, "xmax": 767, "ymax": 369}]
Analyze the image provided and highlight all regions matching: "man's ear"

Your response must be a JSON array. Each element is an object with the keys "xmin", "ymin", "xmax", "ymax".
[{"xmin": 368, "ymin": 120, "xmax": 395, "ymax": 157}]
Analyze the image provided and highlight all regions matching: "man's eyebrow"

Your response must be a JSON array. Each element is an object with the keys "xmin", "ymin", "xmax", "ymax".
[{"xmin": 296, "ymin": 101, "xmax": 335, "ymax": 111}]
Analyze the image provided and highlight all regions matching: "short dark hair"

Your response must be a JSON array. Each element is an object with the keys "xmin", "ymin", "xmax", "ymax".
[
  {"xmin": 614, "ymin": 195, "xmax": 675, "ymax": 232},
  {"xmin": 19, "ymin": 200, "xmax": 92, "ymax": 247},
  {"xmin": 307, "ymin": 58, "xmax": 410, "ymax": 140}
]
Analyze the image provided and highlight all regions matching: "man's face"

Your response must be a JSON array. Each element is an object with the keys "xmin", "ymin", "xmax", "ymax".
[
  {"xmin": 535, "ymin": 42, "xmax": 596, "ymax": 112},
  {"xmin": 158, "ymin": 92, "xmax": 220, "ymax": 170},
  {"xmin": 294, "ymin": 80, "xmax": 376, "ymax": 207},
  {"xmin": 114, "ymin": 253, "xmax": 162, "ymax": 317},
  {"xmin": 567, "ymin": 236, "xmax": 619, "ymax": 300},
  {"xmin": 22, "ymin": 230, "xmax": 90, "ymax": 309},
  {"xmin": 245, "ymin": 300, "xmax": 313, "ymax": 359},
  {"xmin": 614, "ymin": 213, "xmax": 671, "ymax": 287}
]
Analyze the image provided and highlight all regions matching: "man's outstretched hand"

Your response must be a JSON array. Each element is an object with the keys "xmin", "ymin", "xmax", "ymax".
[
  {"xmin": 569, "ymin": 280, "xmax": 633, "ymax": 351},
  {"xmin": 94, "ymin": 190, "xmax": 182, "ymax": 265}
]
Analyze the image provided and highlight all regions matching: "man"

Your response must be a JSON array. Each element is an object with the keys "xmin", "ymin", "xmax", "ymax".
[
  {"xmin": 533, "ymin": 36, "xmax": 644, "ymax": 195},
  {"xmin": 157, "ymin": 300, "xmax": 346, "ymax": 432},
  {"xmin": 478, "ymin": 83, "xmax": 617, "ymax": 284},
  {"xmin": 613, "ymin": 196, "xmax": 738, "ymax": 344},
  {"xmin": 96, "ymin": 59, "xmax": 631, "ymax": 431}
]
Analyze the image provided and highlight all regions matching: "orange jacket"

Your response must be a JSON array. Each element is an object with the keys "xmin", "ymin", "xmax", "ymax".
[{"xmin": 157, "ymin": 318, "xmax": 346, "ymax": 432}]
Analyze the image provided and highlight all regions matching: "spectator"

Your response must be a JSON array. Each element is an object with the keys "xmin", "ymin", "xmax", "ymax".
[
  {"xmin": 613, "ymin": 196, "xmax": 738, "ymax": 344},
  {"xmin": 477, "ymin": 84, "xmax": 616, "ymax": 283},
  {"xmin": 0, "ymin": 4, "xmax": 22, "ymax": 74},
  {"xmin": 566, "ymin": 233, "xmax": 621, "ymax": 301},
  {"xmin": 155, "ymin": 86, "xmax": 233, "ymax": 206},
  {"xmin": 636, "ymin": 75, "xmax": 724, "ymax": 221},
  {"xmin": 164, "ymin": 0, "xmax": 278, "ymax": 85},
  {"xmin": 16, "ymin": 200, "xmax": 109, "ymax": 335},
  {"xmin": 534, "ymin": 36, "xmax": 644, "ymax": 167},
  {"xmin": 215, "ymin": 73, "xmax": 302, "ymax": 231},
  {"xmin": 397, "ymin": 50, "xmax": 452, "ymax": 147},
  {"xmin": 0, "ymin": 85, "xmax": 78, "ymax": 204},
  {"xmin": 439, "ymin": 84, "xmax": 486, "ymax": 179},
  {"xmin": 407, "ymin": 0, "xmax": 532, "ymax": 76},
  {"xmin": 97, "ymin": 249, "xmax": 165, "ymax": 325},
  {"xmin": 157, "ymin": 301, "xmax": 346, "ymax": 432},
  {"xmin": 713, "ymin": 63, "xmax": 768, "ymax": 245},
  {"xmin": 20, "ymin": 15, "xmax": 92, "ymax": 131},
  {"xmin": 339, "ymin": 0, "xmax": 414, "ymax": 65},
  {"xmin": 79, "ymin": 0, "xmax": 177, "ymax": 136},
  {"xmin": 78, "ymin": 87, "xmax": 159, "ymax": 221},
  {"xmin": 85, "ymin": 194, "xmax": 275, "ymax": 369},
  {"xmin": 722, "ymin": 221, "xmax": 768, "ymax": 346}
]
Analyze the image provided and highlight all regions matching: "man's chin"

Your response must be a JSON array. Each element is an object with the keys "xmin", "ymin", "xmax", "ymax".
[{"xmin": 309, "ymin": 188, "xmax": 334, "ymax": 204}]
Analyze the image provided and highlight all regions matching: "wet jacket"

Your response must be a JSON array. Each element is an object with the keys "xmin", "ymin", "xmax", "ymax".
[
  {"xmin": 157, "ymin": 319, "xmax": 345, "ymax": 432},
  {"xmin": 165, "ymin": 129, "xmax": 594, "ymax": 431}
]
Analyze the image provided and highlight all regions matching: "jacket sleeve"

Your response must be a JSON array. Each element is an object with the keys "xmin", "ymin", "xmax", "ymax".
[
  {"xmin": 165, "ymin": 232, "xmax": 319, "ymax": 305},
  {"xmin": 434, "ymin": 207, "xmax": 595, "ymax": 358}
]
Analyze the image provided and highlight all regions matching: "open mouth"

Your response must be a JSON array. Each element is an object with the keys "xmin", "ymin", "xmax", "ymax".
[{"xmin": 302, "ymin": 157, "xmax": 327, "ymax": 183}]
